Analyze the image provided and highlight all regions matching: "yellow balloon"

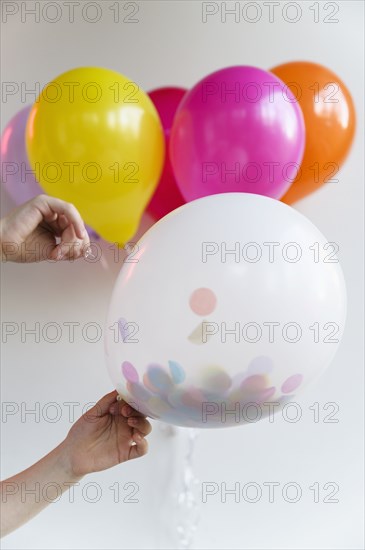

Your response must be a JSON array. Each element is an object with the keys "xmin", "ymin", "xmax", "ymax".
[{"xmin": 26, "ymin": 67, "xmax": 165, "ymax": 244}]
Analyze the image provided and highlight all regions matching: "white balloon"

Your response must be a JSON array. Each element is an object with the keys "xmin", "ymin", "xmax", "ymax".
[{"xmin": 105, "ymin": 193, "xmax": 346, "ymax": 428}]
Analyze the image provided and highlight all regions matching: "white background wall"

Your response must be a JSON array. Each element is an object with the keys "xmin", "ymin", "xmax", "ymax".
[{"xmin": 1, "ymin": 1, "xmax": 364, "ymax": 549}]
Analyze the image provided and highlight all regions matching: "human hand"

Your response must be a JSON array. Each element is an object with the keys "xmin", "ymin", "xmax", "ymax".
[
  {"xmin": 60, "ymin": 391, "xmax": 152, "ymax": 478},
  {"xmin": 0, "ymin": 194, "xmax": 90, "ymax": 262},
  {"xmin": 0, "ymin": 391, "xmax": 151, "ymax": 536}
]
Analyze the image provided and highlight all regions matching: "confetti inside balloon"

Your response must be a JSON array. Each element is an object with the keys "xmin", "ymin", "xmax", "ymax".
[{"xmin": 105, "ymin": 193, "xmax": 346, "ymax": 428}]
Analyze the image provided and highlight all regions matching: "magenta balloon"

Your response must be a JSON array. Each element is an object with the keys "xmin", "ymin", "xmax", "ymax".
[
  {"xmin": 147, "ymin": 87, "xmax": 187, "ymax": 220},
  {"xmin": 1, "ymin": 105, "xmax": 43, "ymax": 204},
  {"xmin": 169, "ymin": 66, "xmax": 305, "ymax": 201}
]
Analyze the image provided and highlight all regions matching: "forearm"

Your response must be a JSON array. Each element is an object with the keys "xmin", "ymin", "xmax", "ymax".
[
  {"xmin": 0, "ymin": 441, "xmax": 83, "ymax": 537},
  {"xmin": 0, "ymin": 218, "xmax": 8, "ymax": 261},
  {"xmin": 0, "ymin": 218, "xmax": 15, "ymax": 262}
]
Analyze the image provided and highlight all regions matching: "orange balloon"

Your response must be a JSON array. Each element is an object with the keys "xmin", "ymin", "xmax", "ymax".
[{"xmin": 271, "ymin": 61, "xmax": 356, "ymax": 204}]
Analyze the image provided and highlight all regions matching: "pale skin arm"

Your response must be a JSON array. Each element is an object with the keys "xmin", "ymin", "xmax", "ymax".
[
  {"xmin": 0, "ymin": 194, "xmax": 91, "ymax": 262},
  {"xmin": 0, "ymin": 391, "xmax": 151, "ymax": 537}
]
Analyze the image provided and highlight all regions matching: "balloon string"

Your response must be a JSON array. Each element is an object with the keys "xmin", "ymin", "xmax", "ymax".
[
  {"xmin": 99, "ymin": 253, "xmax": 109, "ymax": 271},
  {"xmin": 176, "ymin": 428, "xmax": 200, "ymax": 549},
  {"xmin": 85, "ymin": 237, "xmax": 111, "ymax": 271}
]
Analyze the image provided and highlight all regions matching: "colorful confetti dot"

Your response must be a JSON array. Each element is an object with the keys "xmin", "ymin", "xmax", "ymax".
[
  {"xmin": 167, "ymin": 388, "xmax": 185, "ymax": 408},
  {"xmin": 147, "ymin": 396, "xmax": 172, "ymax": 415},
  {"xmin": 241, "ymin": 374, "xmax": 267, "ymax": 392},
  {"xmin": 121, "ymin": 361, "xmax": 139, "ymax": 383},
  {"xmin": 118, "ymin": 318, "xmax": 128, "ymax": 342},
  {"xmin": 168, "ymin": 360, "xmax": 185, "ymax": 384},
  {"xmin": 281, "ymin": 374, "xmax": 303, "ymax": 394},
  {"xmin": 189, "ymin": 288, "xmax": 217, "ymax": 316},
  {"xmin": 181, "ymin": 387, "xmax": 206, "ymax": 408},
  {"xmin": 143, "ymin": 364, "xmax": 173, "ymax": 394},
  {"xmin": 188, "ymin": 320, "xmax": 212, "ymax": 345},
  {"xmin": 201, "ymin": 366, "xmax": 232, "ymax": 394}
]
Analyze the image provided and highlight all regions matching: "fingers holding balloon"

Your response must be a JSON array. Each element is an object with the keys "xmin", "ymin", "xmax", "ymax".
[
  {"xmin": 109, "ymin": 398, "xmax": 152, "ymax": 460},
  {"xmin": 127, "ymin": 416, "xmax": 152, "ymax": 436},
  {"xmin": 111, "ymin": 400, "xmax": 152, "ymax": 442},
  {"xmin": 109, "ymin": 400, "xmax": 149, "ymax": 423},
  {"xmin": 59, "ymin": 220, "xmax": 90, "ymax": 261},
  {"xmin": 121, "ymin": 403, "xmax": 146, "ymax": 419},
  {"xmin": 46, "ymin": 219, "xmax": 90, "ymax": 261},
  {"xmin": 129, "ymin": 432, "xmax": 149, "ymax": 460},
  {"xmin": 37, "ymin": 195, "xmax": 88, "ymax": 240}
]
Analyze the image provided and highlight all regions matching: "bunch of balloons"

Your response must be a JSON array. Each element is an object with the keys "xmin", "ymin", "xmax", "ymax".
[
  {"xmin": 0, "ymin": 62, "xmax": 353, "ymax": 428},
  {"xmin": 1, "ymin": 61, "xmax": 355, "ymax": 244}
]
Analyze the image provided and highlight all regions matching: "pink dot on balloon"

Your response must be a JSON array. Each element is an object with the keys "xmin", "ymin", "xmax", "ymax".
[
  {"xmin": 121, "ymin": 361, "xmax": 139, "ymax": 383},
  {"xmin": 181, "ymin": 387, "xmax": 205, "ymax": 408},
  {"xmin": 241, "ymin": 375, "xmax": 266, "ymax": 392},
  {"xmin": 189, "ymin": 288, "xmax": 217, "ymax": 316},
  {"xmin": 281, "ymin": 374, "xmax": 303, "ymax": 394}
]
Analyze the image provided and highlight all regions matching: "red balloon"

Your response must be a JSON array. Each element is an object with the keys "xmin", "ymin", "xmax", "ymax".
[{"xmin": 147, "ymin": 87, "xmax": 187, "ymax": 220}]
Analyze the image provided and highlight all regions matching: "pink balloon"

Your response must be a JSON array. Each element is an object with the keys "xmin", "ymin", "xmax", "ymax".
[
  {"xmin": 147, "ymin": 87, "xmax": 187, "ymax": 220},
  {"xmin": 1, "ymin": 105, "xmax": 43, "ymax": 204},
  {"xmin": 169, "ymin": 66, "xmax": 305, "ymax": 201}
]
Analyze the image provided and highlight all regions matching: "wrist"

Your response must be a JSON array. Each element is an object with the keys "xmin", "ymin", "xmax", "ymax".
[{"xmin": 53, "ymin": 439, "xmax": 85, "ymax": 483}]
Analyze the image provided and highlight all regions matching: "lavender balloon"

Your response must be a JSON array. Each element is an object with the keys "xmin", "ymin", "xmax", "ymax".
[
  {"xmin": 1, "ymin": 105, "xmax": 42, "ymax": 204},
  {"xmin": 1, "ymin": 105, "xmax": 99, "ymax": 239},
  {"xmin": 170, "ymin": 66, "xmax": 305, "ymax": 201}
]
